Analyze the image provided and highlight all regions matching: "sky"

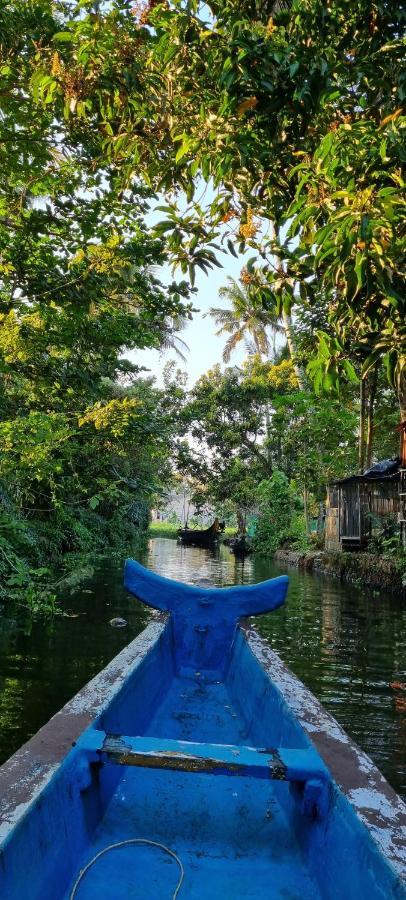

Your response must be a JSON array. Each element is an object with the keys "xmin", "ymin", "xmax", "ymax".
[
  {"xmin": 127, "ymin": 186, "xmax": 260, "ymax": 387},
  {"xmin": 129, "ymin": 251, "xmax": 247, "ymax": 387}
]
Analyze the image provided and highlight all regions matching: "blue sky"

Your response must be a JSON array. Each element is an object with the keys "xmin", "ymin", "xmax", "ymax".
[
  {"xmin": 129, "ymin": 251, "xmax": 247, "ymax": 387},
  {"xmin": 127, "ymin": 186, "xmax": 253, "ymax": 386},
  {"xmin": 127, "ymin": 189, "xmax": 290, "ymax": 386}
]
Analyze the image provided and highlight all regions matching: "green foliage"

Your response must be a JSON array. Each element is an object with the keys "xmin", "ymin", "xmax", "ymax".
[
  {"xmin": 267, "ymin": 388, "xmax": 359, "ymax": 498},
  {"xmin": 253, "ymin": 472, "xmax": 308, "ymax": 555},
  {"xmin": 287, "ymin": 117, "xmax": 406, "ymax": 399},
  {"xmin": 366, "ymin": 514, "xmax": 404, "ymax": 560},
  {"xmin": 149, "ymin": 520, "xmax": 180, "ymax": 538},
  {"xmin": 176, "ymin": 360, "xmax": 358, "ymax": 539},
  {"xmin": 0, "ymin": 373, "xmax": 179, "ymax": 613},
  {"xmin": 25, "ymin": 0, "xmax": 404, "ymax": 403},
  {"xmin": 1, "ymin": 0, "xmax": 404, "ymax": 601},
  {"xmin": 0, "ymin": 2, "xmax": 198, "ymax": 612},
  {"xmin": 177, "ymin": 363, "xmax": 273, "ymax": 529},
  {"xmin": 176, "ymin": 355, "xmax": 399, "ymax": 554}
]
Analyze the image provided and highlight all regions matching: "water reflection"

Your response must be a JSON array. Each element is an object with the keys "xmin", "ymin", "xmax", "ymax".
[
  {"xmin": 144, "ymin": 539, "xmax": 256, "ymax": 587},
  {"xmin": 0, "ymin": 537, "xmax": 404, "ymax": 800}
]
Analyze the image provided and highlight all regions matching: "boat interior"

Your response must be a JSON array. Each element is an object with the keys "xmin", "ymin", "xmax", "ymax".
[{"xmin": 68, "ymin": 626, "xmax": 329, "ymax": 899}]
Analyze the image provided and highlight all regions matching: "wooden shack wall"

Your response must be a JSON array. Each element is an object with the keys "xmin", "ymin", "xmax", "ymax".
[
  {"xmin": 360, "ymin": 480, "xmax": 400, "ymax": 544},
  {"xmin": 399, "ymin": 468, "xmax": 406, "ymax": 548},
  {"xmin": 326, "ymin": 478, "xmax": 400, "ymax": 551},
  {"xmin": 325, "ymin": 487, "xmax": 340, "ymax": 551},
  {"xmin": 340, "ymin": 481, "xmax": 361, "ymax": 541}
]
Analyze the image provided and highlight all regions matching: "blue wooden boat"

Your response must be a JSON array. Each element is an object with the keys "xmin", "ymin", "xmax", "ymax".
[{"xmin": 0, "ymin": 561, "xmax": 405, "ymax": 899}]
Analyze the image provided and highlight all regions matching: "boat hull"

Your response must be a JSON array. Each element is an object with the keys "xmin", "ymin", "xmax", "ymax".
[
  {"xmin": 0, "ymin": 604, "xmax": 405, "ymax": 897},
  {"xmin": 177, "ymin": 519, "xmax": 224, "ymax": 548},
  {"xmin": 178, "ymin": 531, "xmax": 220, "ymax": 547},
  {"xmin": 177, "ymin": 529, "xmax": 220, "ymax": 547}
]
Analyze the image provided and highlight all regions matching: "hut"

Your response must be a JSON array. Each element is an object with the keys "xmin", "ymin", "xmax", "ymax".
[
  {"xmin": 326, "ymin": 459, "xmax": 401, "ymax": 552},
  {"xmin": 399, "ymin": 421, "xmax": 406, "ymax": 547}
]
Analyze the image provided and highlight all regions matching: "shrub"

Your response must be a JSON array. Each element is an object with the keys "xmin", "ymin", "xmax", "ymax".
[{"xmin": 253, "ymin": 471, "xmax": 308, "ymax": 555}]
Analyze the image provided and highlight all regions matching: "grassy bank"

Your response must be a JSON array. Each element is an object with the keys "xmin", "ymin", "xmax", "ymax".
[
  {"xmin": 149, "ymin": 521, "xmax": 180, "ymax": 538},
  {"xmin": 148, "ymin": 522, "xmax": 237, "ymax": 539},
  {"xmin": 274, "ymin": 548, "xmax": 406, "ymax": 594},
  {"xmin": 0, "ymin": 512, "xmax": 150, "ymax": 619}
]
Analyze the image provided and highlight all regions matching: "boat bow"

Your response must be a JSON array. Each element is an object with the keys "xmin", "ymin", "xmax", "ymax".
[{"xmin": 124, "ymin": 559, "xmax": 288, "ymax": 678}]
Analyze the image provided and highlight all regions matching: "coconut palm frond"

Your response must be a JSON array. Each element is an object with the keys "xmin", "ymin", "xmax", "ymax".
[
  {"xmin": 257, "ymin": 331, "xmax": 271, "ymax": 356},
  {"xmin": 208, "ymin": 307, "xmax": 234, "ymax": 326},
  {"xmin": 218, "ymin": 280, "xmax": 247, "ymax": 305},
  {"xmin": 223, "ymin": 329, "xmax": 244, "ymax": 362},
  {"xmin": 159, "ymin": 337, "xmax": 189, "ymax": 363},
  {"xmin": 159, "ymin": 319, "xmax": 190, "ymax": 362},
  {"xmin": 244, "ymin": 338, "xmax": 257, "ymax": 356},
  {"xmin": 216, "ymin": 320, "xmax": 237, "ymax": 337},
  {"xmin": 214, "ymin": 277, "xmax": 285, "ymax": 363}
]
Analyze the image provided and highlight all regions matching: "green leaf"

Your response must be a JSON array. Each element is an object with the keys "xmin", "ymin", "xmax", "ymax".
[
  {"xmin": 384, "ymin": 350, "xmax": 397, "ymax": 386},
  {"xmin": 227, "ymin": 239, "xmax": 238, "ymax": 258},
  {"xmin": 342, "ymin": 359, "xmax": 358, "ymax": 383},
  {"xmin": 175, "ymin": 143, "xmax": 190, "ymax": 164},
  {"xmin": 53, "ymin": 32, "xmax": 74, "ymax": 42}
]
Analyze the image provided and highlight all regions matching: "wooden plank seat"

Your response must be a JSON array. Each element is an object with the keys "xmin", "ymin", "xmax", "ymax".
[{"xmin": 79, "ymin": 730, "xmax": 330, "ymax": 820}]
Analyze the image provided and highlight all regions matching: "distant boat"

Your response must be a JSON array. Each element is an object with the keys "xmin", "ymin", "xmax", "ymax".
[
  {"xmin": 228, "ymin": 535, "xmax": 253, "ymax": 556},
  {"xmin": 0, "ymin": 560, "xmax": 405, "ymax": 899},
  {"xmin": 177, "ymin": 517, "xmax": 225, "ymax": 547}
]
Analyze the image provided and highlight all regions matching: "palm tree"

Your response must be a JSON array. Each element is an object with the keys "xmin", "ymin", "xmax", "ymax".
[
  {"xmin": 159, "ymin": 314, "xmax": 190, "ymax": 362},
  {"xmin": 209, "ymin": 278, "xmax": 283, "ymax": 363}
]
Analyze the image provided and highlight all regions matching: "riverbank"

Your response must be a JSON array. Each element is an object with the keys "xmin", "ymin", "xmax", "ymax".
[
  {"xmin": 273, "ymin": 548, "xmax": 405, "ymax": 594},
  {"xmin": 148, "ymin": 523, "xmax": 236, "ymax": 539},
  {"xmin": 148, "ymin": 521, "xmax": 179, "ymax": 538}
]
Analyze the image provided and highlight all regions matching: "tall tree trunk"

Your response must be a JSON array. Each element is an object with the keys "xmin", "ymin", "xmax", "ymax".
[
  {"xmin": 303, "ymin": 486, "xmax": 310, "ymax": 534},
  {"xmin": 317, "ymin": 501, "xmax": 325, "ymax": 534},
  {"xmin": 359, "ymin": 377, "xmax": 367, "ymax": 473},
  {"xmin": 236, "ymin": 507, "xmax": 246, "ymax": 535},
  {"xmin": 254, "ymin": 341, "xmax": 272, "ymax": 464},
  {"xmin": 264, "ymin": 406, "xmax": 272, "ymax": 465},
  {"xmin": 365, "ymin": 367, "xmax": 378, "ymax": 469}
]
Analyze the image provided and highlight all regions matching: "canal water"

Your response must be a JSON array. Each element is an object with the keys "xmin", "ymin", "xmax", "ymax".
[{"xmin": 0, "ymin": 537, "xmax": 405, "ymax": 800}]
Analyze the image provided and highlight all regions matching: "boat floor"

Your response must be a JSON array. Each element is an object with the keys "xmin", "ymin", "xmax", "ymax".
[
  {"xmin": 65, "ymin": 676, "xmax": 323, "ymax": 899},
  {"xmin": 145, "ymin": 676, "xmax": 248, "ymax": 744}
]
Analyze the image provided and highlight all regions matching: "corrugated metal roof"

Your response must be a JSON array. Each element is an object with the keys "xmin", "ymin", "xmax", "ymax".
[{"xmin": 331, "ymin": 458, "xmax": 400, "ymax": 485}]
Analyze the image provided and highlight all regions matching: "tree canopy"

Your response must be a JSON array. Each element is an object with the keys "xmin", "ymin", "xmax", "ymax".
[
  {"xmin": 0, "ymin": 0, "xmax": 404, "ymax": 606},
  {"xmin": 20, "ymin": 0, "xmax": 405, "ymax": 409}
]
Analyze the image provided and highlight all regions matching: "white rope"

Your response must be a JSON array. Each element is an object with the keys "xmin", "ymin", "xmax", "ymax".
[{"xmin": 69, "ymin": 838, "xmax": 184, "ymax": 900}]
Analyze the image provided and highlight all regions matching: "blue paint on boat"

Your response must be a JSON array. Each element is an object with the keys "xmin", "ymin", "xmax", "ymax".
[
  {"xmin": 0, "ymin": 562, "xmax": 405, "ymax": 899},
  {"xmin": 124, "ymin": 559, "xmax": 288, "ymax": 678}
]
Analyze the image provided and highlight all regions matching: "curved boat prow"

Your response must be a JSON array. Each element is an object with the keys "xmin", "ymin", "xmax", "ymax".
[{"xmin": 124, "ymin": 559, "xmax": 288, "ymax": 678}]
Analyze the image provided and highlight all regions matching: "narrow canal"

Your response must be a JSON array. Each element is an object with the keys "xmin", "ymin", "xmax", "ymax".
[{"xmin": 0, "ymin": 537, "xmax": 405, "ymax": 799}]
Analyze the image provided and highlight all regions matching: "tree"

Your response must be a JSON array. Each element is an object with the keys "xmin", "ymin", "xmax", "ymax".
[
  {"xmin": 253, "ymin": 472, "xmax": 305, "ymax": 555},
  {"xmin": 0, "ymin": 1, "xmax": 194, "ymax": 607},
  {"xmin": 288, "ymin": 116, "xmax": 406, "ymax": 421},
  {"xmin": 209, "ymin": 277, "xmax": 283, "ymax": 362},
  {"xmin": 30, "ymin": 0, "xmax": 403, "ymax": 407},
  {"xmin": 177, "ymin": 363, "xmax": 273, "ymax": 529},
  {"xmin": 176, "ymin": 356, "xmax": 363, "ymax": 537}
]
